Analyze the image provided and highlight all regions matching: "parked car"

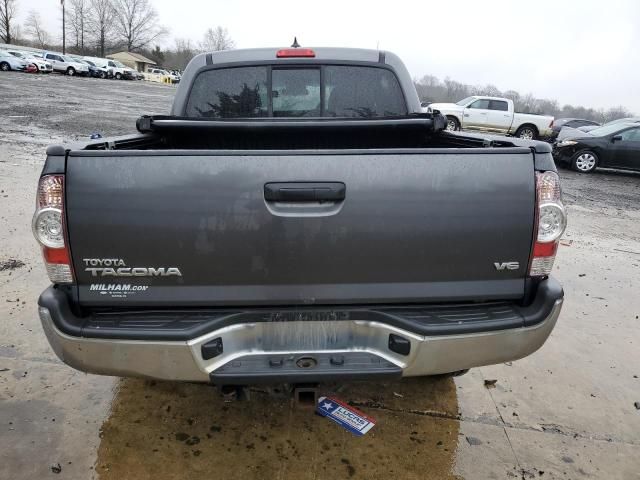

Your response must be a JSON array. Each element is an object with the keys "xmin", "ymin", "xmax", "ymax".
[
  {"xmin": 42, "ymin": 52, "xmax": 89, "ymax": 76},
  {"xmin": 78, "ymin": 59, "xmax": 111, "ymax": 79},
  {"xmin": 146, "ymin": 67, "xmax": 180, "ymax": 83},
  {"xmin": 553, "ymin": 122, "xmax": 640, "ymax": 173},
  {"xmin": 106, "ymin": 59, "xmax": 135, "ymax": 79},
  {"xmin": 168, "ymin": 70, "xmax": 181, "ymax": 83},
  {"xmin": 73, "ymin": 58, "xmax": 98, "ymax": 77},
  {"xmin": 0, "ymin": 50, "xmax": 29, "ymax": 71},
  {"xmin": 81, "ymin": 57, "xmax": 114, "ymax": 78},
  {"xmin": 145, "ymin": 67, "xmax": 165, "ymax": 82},
  {"xmin": 24, "ymin": 63, "xmax": 38, "ymax": 73},
  {"xmin": 34, "ymin": 47, "xmax": 565, "ymax": 385},
  {"xmin": 577, "ymin": 117, "xmax": 640, "ymax": 133},
  {"xmin": 3, "ymin": 50, "xmax": 53, "ymax": 73},
  {"xmin": 549, "ymin": 118, "xmax": 600, "ymax": 141},
  {"xmin": 427, "ymin": 96, "xmax": 554, "ymax": 139}
]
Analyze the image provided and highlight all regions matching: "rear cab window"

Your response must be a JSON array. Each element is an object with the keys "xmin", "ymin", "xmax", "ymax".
[
  {"xmin": 184, "ymin": 65, "xmax": 407, "ymax": 118},
  {"xmin": 489, "ymin": 100, "xmax": 508, "ymax": 111}
]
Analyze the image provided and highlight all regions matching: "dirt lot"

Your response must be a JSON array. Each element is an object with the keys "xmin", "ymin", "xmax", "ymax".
[{"xmin": 1, "ymin": 73, "xmax": 639, "ymax": 480}]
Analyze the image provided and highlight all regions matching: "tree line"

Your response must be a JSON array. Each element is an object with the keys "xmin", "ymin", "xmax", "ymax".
[
  {"xmin": 0, "ymin": 0, "xmax": 234, "ymax": 69},
  {"xmin": 415, "ymin": 74, "xmax": 634, "ymax": 123},
  {"xmin": 154, "ymin": 28, "xmax": 235, "ymax": 70},
  {"xmin": 2, "ymin": 0, "xmax": 167, "ymax": 56}
]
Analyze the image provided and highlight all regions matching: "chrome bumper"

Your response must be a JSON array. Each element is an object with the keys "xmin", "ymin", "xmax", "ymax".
[{"xmin": 39, "ymin": 298, "xmax": 562, "ymax": 383}]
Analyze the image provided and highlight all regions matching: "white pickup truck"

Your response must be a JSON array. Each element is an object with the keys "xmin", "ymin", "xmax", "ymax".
[{"xmin": 426, "ymin": 96, "xmax": 554, "ymax": 140}]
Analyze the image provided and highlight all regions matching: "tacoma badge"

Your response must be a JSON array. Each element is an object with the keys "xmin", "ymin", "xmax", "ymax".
[{"xmin": 83, "ymin": 258, "xmax": 182, "ymax": 277}]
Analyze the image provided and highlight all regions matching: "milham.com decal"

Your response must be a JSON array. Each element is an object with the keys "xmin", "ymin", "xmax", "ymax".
[{"xmin": 89, "ymin": 283, "xmax": 149, "ymax": 297}]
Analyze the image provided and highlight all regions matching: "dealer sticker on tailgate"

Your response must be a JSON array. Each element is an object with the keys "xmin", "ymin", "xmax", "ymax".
[{"xmin": 316, "ymin": 396, "xmax": 376, "ymax": 436}]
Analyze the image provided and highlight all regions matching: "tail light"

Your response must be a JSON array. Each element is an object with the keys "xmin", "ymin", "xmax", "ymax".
[
  {"xmin": 32, "ymin": 175, "xmax": 74, "ymax": 283},
  {"xmin": 529, "ymin": 171, "xmax": 567, "ymax": 277}
]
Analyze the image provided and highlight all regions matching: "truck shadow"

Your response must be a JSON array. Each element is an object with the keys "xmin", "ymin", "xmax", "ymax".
[{"xmin": 95, "ymin": 376, "xmax": 461, "ymax": 480}]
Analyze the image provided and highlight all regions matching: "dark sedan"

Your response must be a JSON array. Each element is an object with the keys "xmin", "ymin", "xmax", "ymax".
[{"xmin": 553, "ymin": 122, "xmax": 640, "ymax": 173}]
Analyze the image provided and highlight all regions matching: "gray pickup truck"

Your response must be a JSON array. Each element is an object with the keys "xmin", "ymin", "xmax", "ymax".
[{"xmin": 34, "ymin": 47, "xmax": 566, "ymax": 385}]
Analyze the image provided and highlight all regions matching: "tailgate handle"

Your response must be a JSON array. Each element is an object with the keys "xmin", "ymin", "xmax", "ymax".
[{"xmin": 264, "ymin": 182, "xmax": 346, "ymax": 203}]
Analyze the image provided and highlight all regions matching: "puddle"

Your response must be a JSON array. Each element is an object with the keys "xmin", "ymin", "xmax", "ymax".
[{"xmin": 96, "ymin": 376, "xmax": 461, "ymax": 479}]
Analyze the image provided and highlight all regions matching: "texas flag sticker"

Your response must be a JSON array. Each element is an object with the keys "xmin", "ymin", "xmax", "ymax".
[{"xmin": 316, "ymin": 396, "xmax": 376, "ymax": 436}]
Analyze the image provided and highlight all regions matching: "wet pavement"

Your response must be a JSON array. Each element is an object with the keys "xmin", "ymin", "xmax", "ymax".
[
  {"xmin": 1, "ymin": 73, "xmax": 639, "ymax": 479},
  {"xmin": 95, "ymin": 378, "xmax": 459, "ymax": 480}
]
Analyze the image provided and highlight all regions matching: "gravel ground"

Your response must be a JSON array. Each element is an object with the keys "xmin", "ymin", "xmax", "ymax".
[{"xmin": 0, "ymin": 72, "xmax": 639, "ymax": 480}]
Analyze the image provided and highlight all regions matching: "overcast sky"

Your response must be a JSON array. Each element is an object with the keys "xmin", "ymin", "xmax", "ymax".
[{"xmin": 14, "ymin": 0, "xmax": 640, "ymax": 112}]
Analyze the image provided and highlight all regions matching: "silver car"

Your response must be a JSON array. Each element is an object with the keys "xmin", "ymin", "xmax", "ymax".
[
  {"xmin": 4, "ymin": 50, "xmax": 53, "ymax": 73},
  {"xmin": 0, "ymin": 51, "xmax": 29, "ymax": 71}
]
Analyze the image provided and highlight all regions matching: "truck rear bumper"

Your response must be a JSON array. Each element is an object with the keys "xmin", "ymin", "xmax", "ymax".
[{"xmin": 38, "ymin": 279, "xmax": 563, "ymax": 383}]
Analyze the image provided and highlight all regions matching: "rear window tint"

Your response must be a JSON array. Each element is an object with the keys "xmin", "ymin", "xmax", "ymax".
[
  {"xmin": 185, "ymin": 65, "xmax": 406, "ymax": 118},
  {"xmin": 272, "ymin": 69, "xmax": 321, "ymax": 117},
  {"xmin": 324, "ymin": 66, "xmax": 406, "ymax": 117},
  {"xmin": 185, "ymin": 66, "xmax": 268, "ymax": 118}
]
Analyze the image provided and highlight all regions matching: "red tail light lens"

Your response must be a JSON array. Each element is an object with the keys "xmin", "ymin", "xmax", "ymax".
[
  {"xmin": 32, "ymin": 175, "xmax": 74, "ymax": 284},
  {"xmin": 276, "ymin": 48, "xmax": 315, "ymax": 58},
  {"xmin": 529, "ymin": 171, "xmax": 567, "ymax": 277}
]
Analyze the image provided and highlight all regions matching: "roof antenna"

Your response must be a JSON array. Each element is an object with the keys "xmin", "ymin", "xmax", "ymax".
[{"xmin": 291, "ymin": 37, "xmax": 300, "ymax": 48}]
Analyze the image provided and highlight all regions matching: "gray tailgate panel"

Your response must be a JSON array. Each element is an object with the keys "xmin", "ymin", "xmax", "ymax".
[{"xmin": 66, "ymin": 150, "xmax": 535, "ymax": 306}]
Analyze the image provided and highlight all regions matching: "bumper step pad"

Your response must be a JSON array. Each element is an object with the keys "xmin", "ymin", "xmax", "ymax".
[{"xmin": 210, "ymin": 352, "xmax": 401, "ymax": 385}]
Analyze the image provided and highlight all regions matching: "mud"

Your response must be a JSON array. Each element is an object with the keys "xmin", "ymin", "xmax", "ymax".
[{"xmin": 1, "ymin": 73, "xmax": 640, "ymax": 480}]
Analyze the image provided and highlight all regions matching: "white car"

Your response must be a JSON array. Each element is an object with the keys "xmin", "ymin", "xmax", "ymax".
[
  {"xmin": 0, "ymin": 50, "xmax": 29, "ymax": 71},
  {"xmin": 427, "ymin": 96, "xmax": 554, "ymax": 140},
  {"xmin": 145, "ymin": 67, "xmax": 180, "ymax": 84},
  {"xmin": 42, "ymin": 52, "xmax": 89, "ymax": 76},
  {"xmin": 106, "ymin": 59, "xmax": 136, "ymax": 80},
  {"xmin": 4, "ymin": 50, "xmax": 53, "ymax": 73}
]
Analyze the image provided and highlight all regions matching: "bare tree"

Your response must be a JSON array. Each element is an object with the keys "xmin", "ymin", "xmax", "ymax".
[
  {"xmin": 25, "ymin": 10, "xmax": 50, "ymax": 49},
  {"xmin": 603, "ymin": 106, "xmax": 633, "ymax": 122},
  {"xmin": 199, "ymin": 26, "xmax": 235, "ymax": 52},
  {"xmin": 473, "ymin": 84, "xmax": 502, "ymax": 97},
  {"xmin": 67, "ymin": 0, "xmax": 89, "ymax": 52},
  {"xmin": 9, "ymin": 22, "xmax": 20, "ymax": 42},
  {"xmin": 443, "ymin": 77, "xmax": 469, "ymax": 102},
  {"xmin": 417, "ymin": 75, "xmax": 441, "ymax": 89},
  {"xmin": 88, "ymin": 0, "xmax": 115, "ymax": 57},
  {"xmin": 112, "ymin": 0, "xmax": 167, "ymax": 51},
  {"xmin": 503, "ymin": 90, "xmax": 521, "ymax": 105},
  {"xmin": 163, "ymin": 37, "xmax": 196, "ymax": 70},
  {"xmin": 0, "ymin": 0, "xmax": 17, "ymax": 44}
]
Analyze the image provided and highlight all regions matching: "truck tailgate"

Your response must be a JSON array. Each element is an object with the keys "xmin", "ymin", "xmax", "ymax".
[{"xmin": 65, "ymin": 148, "xmax": 535, "ymax": 306}]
